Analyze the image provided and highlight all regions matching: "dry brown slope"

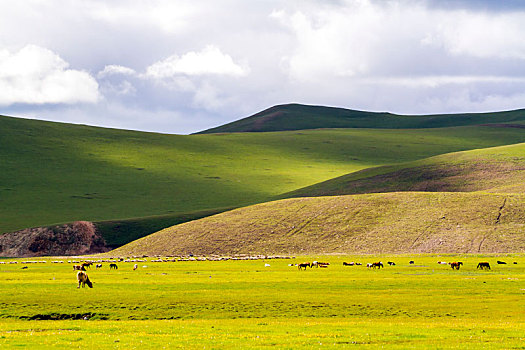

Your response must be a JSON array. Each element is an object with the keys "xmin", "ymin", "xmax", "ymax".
[
  {"xmin": 282, "ymin": 142, "xmax": 525, "ymax": 198},
  {"xmin": 111, "ymin": 192, "xmax": 525, "ymax": 256}
]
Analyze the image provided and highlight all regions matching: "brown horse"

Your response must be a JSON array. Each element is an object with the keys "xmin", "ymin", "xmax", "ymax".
[
  {"xmin": 298, "ymin": 262, "xmax": 311, "ymax": 270},
  {"xmin": 77, "ymin": 271, "xmax": 93, "ymax": 288},
  {"xmin": 371, "ymin": 262, "xmax": 383, "ymax": 269},
  {"xmin": 449, "ymin": 262, "xmax": 463, "ymax": 270}
]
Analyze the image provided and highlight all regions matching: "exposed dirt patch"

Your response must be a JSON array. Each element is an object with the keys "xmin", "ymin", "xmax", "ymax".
[{"xmin": 0, "ymin": 221, "xmax": 109, "ymax": 257}]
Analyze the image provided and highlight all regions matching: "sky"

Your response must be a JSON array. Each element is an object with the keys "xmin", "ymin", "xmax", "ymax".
[{"xmin": 1, "ymin": 0, "xmax": 525, "ymax": 134}]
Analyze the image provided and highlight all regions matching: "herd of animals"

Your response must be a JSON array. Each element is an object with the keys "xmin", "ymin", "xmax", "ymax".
[
  {"xmin": 295, "ymin": 260, "xmax": 516, "ymax": 270},
  {"xmin": 1, "ymin": 257, "xmax": 516, "ymax": 289}
]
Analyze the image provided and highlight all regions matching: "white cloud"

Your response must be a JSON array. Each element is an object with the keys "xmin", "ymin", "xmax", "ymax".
[
  {"xmin": 0, "ymin": 45, "xmax": 99, "ymax": 106},
  {"xmin": 145, "ymin": 45, "xmax": 248, "ymax": 78},
  {"xmin": 97, "ymin": 65, "xmax": 137, "ymax": 78}
]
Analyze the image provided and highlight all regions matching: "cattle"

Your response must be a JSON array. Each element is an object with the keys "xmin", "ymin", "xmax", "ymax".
[
  {"xmin": 298, "ymin": 262, "xmax": 311, "ymax": 270},
  {"xmin": 81, "ymin": 262, "xmax": 92, "ymax": 269},
  {"xmin": 109, "ymin": 263, "xmax": 118, "ymax": 270},
  {"xmin": 73, "ymin": 265, "xmax": 86, "ymax": 271},
  {"xmin": 409, "ymin": 261, "xmax": 415, "ymax": 264},
  {"xmin": 387, "ymin": 261, "xmax": 396, "ymax": 266},
  {"xmin": 343, "ymin": 262, "xmax": 354, "ymax": 266},
  {"xmin": 133, "ymin": 264, "xmax": 138, "ymax": 270},
  {"xmin": 367, "ymin": 263, "xmax": 373, "ymax": 268},
  {"xmin": 77, "ymin": 271, "xmax": 93, "ymax": 288},
  {"xmin": 477, "ymin": 262, "xmax": 491, "ymax": 270},
  {"xmin": 449, "ymin": 262, "xmax": 463, "ymax": 270},
  {"xmin": 96, "ymin": 264, "xmax": 102, "ymax": 269},
  {"xmin": 437, "ymin": 261, "xmax": 448, "ymax": 265},
  {"xmin": 497, "ymin": 261, "xmax": 507, "ymax": 265}
]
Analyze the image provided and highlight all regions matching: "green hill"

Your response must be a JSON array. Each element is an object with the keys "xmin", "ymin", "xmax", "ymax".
[
  {"xmin": 2, "ymin": 113, "xmax": 525, "ymax": 248},
  {"xmin": 109, "ymin": 192, "xmax": 525, "ymax": 256},
  {"xmin": 282, "ymin": 142, "xmax": 525, "ymax": 198},
  {"xmin": 197, "ymin": 103, "xmax": 525, "ymax": 133}
]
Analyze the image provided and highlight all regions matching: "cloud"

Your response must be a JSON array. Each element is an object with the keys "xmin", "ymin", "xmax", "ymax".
[
  {"xmin": 145, "ymin": 45, "xmax": 249, "ymax": 78},
  {"xmin": 0, "ymin": 45, "xmax": 100, "ymax": 106},
  {"xmin": 97, "ymin": 64, "xmax": 137, "ymax": 78}
]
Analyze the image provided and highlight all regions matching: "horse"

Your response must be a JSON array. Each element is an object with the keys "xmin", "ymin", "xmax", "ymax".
[
  {"xmin": 477, "ymin": 262, "xmax": 491, "ymax": 270},
  {"xmin": 109, "ymin": 263, "xmax": 118, "ymax": 270},
  {"xmin": 81, "ymin": 262, "xmax": 92, "ymax": 269},
  {"xmin": 298, "ymin": 262, "xmax": 311, "ymax": 270},
  {"xmin": 77, "ymin": 271, "xmax": 93, "ymax": 288},
  {"xmin": 449, "ymin": 262, "xmax": 463, "ymax": 270},
  {"xmin": 371, "ymin": 262, "xmax": 383, "ymax": 269}
]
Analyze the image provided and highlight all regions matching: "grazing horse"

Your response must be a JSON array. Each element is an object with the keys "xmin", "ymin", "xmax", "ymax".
[
  {"xmin": 73, "ymin": 264, "xmax": 86, "ymax": 271},
  {"xmin": 371, "ymin": 262, "xmax": 383, "ymax": 269},
  {"xmin": 477, "ymin": 262, "xmax": 491, "ymax": 270},
  {"xmin": 109, "ymin": 263, "xmax": 118, "ymax": 270},
  {"xmin": 343, "ymin": 262, "xmax": 354, "ymax": 266},
  {"xmin": 77, "ymin": 271, "xmax": 93, "ymax": 288},
  {"xmin": 449, "ymin": 262, "xmax": 463, "ymax": 270},
  {"xmin": 81, "ymin": 262, "xmax": 92, "ymax": 269},
  {"xmin": 298, "ymin": 262, "xmax": 311, "ymax": 270}
]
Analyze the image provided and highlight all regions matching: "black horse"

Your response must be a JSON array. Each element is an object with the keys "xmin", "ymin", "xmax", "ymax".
[{"xmin": 477, "ymin": 262, "xmax": 491, "ymax": 270}]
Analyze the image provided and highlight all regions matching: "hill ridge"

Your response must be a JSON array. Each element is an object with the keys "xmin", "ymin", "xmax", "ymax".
[{"xmin": 197, "ymin": 103, "xmax": 525, "ymax": 133}]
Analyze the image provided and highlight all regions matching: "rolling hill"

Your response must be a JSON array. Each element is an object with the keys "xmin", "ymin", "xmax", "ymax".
[
  {"xmin": 109, "ymin": 192, "xmax": 525, "ymax": 256},
  {"xmin": 3, "ymin": 113, "xmax": 525, "ymax": 249},
  {"xmin": 111, "ymin": 141, "xmax": 525, "ymax": 256},
  {"xmin": 282, "ymin": 142, "xmax": 525, "ymax": 198},
  {"xmin": 197, "ymin": 103, "xmax": 525, "ymax": 133}
]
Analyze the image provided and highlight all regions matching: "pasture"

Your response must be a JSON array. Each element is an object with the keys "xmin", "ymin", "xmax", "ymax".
[{"xmin": 0, "ymin": 255, "xmax": 524, "ymax": 348}]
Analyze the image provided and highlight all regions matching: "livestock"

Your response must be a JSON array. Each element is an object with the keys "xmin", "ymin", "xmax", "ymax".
[
  {"xmin": 109, "ymin": 263, "xmax": 118, "ymax": 270},
  {"xmin": 96, "ymin": 264, "xmax": 102, "ymax": 269},
  {"xmin": 477, "ymin": 262, "xmax": 491, "ymax": 270},
  {"xmin": 343, "ymin": 262, "xmax": 354, "ymax": 266},
  {"xmin": 367, "ymin": 263, "xmax": 373, "ymax": 268},
  {"xmin": 316, "ymin": 262, "xmax": 330, "ymax": 268},
  {"xmin": 77, "ymin": 271, "xmax": 93, "ymax": 288},
  {"xmin": 409, "ymin": 261, "xmax": 415, "ymax": 264},
  {"xmin": 73, "ymin": 265, "xmax": 86, "ymax": 271},
  {"xmin": 449, "ymin": 262, "xmax": 463, "ymax": 270},
  {"xmin": 387, "ymin": 261, "xmax": 396, "ymax": 266},
  {"xmin": 133, "ymin": 264, "xmax": 138, "ymax": 270},
  {"xmin": 437, "ymin": 261, "xmax": 448, "ymax": 265},
  {"xmin": 298, "ymin": 262, "xmax": 311, "ymax": 270},
  {"xmin": 497, "ymin": 261, "xmax": 507, "ymax": 265},
  {"xmin": 371, "ymin": 262, "xmax": 383, "ymax": 269},
  {"xmin": 81, "ymin": 262, "xmax": 92, "ymax": 269}
]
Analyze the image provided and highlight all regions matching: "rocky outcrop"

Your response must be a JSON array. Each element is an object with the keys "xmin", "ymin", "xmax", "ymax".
[{"xmin": 0, "ymin": 221, "xmax": 109, "ymax": 257}]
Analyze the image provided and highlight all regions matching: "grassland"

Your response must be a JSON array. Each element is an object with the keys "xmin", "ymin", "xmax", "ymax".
[
  {"xmin": 111, "ymin": 192, "xmax": 525, "ymax": 257},
  {"xmin": 198, "ymin": 103, "xmax": 525, "ymax": 133},
  {"xmin": 284, "ymin": 142, "xmax": 525, "ymax": 198},
  {"xmin": 3, "ymin": 114, "xmax": 525, "ymax": 245},
  {"xmin": 0, "ymin": 255, "xmax": 524, "ymax": 348}
]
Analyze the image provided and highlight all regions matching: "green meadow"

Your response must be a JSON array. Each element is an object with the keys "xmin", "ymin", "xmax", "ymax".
[
  {"xmin": 1, "ymin": 255, "xmax": 524, "ymax": 348},
  {"xmin": 2, "ymin": 112, "xmax": 525, "ymax": 245}
]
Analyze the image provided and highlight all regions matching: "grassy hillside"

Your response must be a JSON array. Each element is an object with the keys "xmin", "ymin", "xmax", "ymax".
[
  {"xmin": 283, "ymin": 142, "xmax": 525, "ymax": 198},
  {"xmin": 3, "ymin": 114, "xmax": 525, "ymax": 241},
  {"xmin": 197, "ymin": 103, "xmax": 525, "ymax": 133},
  {"xmin": 111, "ymin": 192, "xmax": 525, "ymax": 256}
]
